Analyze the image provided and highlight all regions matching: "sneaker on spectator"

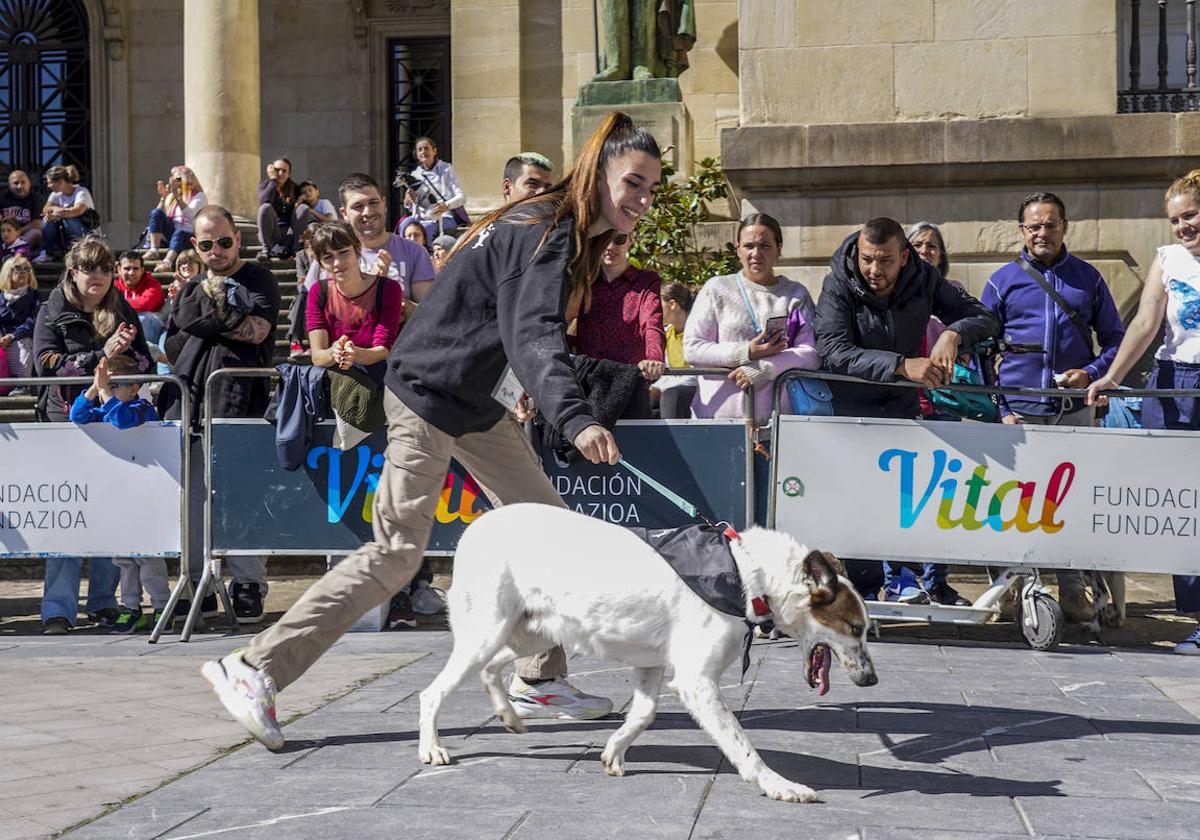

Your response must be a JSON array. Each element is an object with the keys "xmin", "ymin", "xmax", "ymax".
[
  {"xmin": 111, "ymin": 607, "xmax": 147, "ymax": 634},
  {"xmin": 508, "ymin": 674, "xmax": 613, "ymax": 720},
  {"xmin": 288, "ymin": 340, "xmax": 304, "ymax": 359},
  {"xmin": 411, "ymin": 581, "xmax": 446, "ymax": 615},
  {"xmin": 1174, "ymin": 625, "xmax": 1200, "ymax": 656},
  {"xmin": 928, "ymin": 582, "xmax": 971, "ymax": 607},
  {"xmin": 230, "ymin": 583, "xmax": 264, "ymax": 625},
  {"xmin": 255, "ymin": 249, "xmax": 271, "ymax": 262},
  {"xmin": 884, "ymin": 567, "xmax": 930, "ymax": 605},
  {"xmin": 32, "ymin": 252, "xmax": 51, "ymax": 264},
  {"xmin": 201, "ymin": 649, "xmax": 284, "ymax": 751},
  {"xmin": 88, "ymin": 607, "xmax": 120, "ymax": 627},
  {"xmin": 387, "ymin": 590, "xmax": 417, "ymax": 629},
  {"xmin": 42, "ymin": 617, "xmax": 70, "ymax": 635}
]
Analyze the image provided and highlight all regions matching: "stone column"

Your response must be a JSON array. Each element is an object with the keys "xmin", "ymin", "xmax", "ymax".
[{"xmin": 183, "ymin": 0, "xmax": 261, "ymax": 218}]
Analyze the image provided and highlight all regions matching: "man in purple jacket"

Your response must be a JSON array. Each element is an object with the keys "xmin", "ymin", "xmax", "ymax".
[{"xmin": 981, "ymin": 191, "xmax": 1126, "ymax": 622}]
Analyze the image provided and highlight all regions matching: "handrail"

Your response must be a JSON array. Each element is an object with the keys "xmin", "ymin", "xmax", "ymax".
[
  {"xmin": 0, "ymin": 373, "xmax": 193, "ymax": 643},
  {"xmin": 765, "ymin": 367, "xmax": 1200, "ymax": 529}
]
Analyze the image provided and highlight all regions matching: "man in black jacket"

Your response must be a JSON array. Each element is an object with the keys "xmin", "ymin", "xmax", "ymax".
[
  {"xmin": 815, "ymin": 217, "xmax": 998, "ymax": 419},
  {"xmin": 814, "ymin": 217, "xmax": 998, "ymax": 601}
]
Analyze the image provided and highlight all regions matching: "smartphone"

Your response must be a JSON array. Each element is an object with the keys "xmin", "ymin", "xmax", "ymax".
[{"xmin": 764, "ymin": 315, "xmax": 788, "ymax": 338}]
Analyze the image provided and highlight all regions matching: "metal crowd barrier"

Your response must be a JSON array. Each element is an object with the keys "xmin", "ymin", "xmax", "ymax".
[
  {"xmin": 764, "ymin": 367, "xmax": 1200, "ymax": 649},
  {"xmin": 0, "ymin": 373, "xmax": 192, "ymax": 643},
  {"xmin": 181, "ymin": 364, "xmax": 758, "ymax": 640}
]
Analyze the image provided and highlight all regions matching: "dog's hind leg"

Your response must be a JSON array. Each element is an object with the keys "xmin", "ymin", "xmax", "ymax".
[
  {"xmin": 673, "ymin": 675, "xmax": 819, "ymax": 804},
  {"xmin": 419, "ymin": 618, "xmax": 520, "ymax": 766},
  {"xmin": 601, "ymin": 666, "xmax": 663, "ymax": 777},
  {"xmin": 480, "ymin": 645, "xmax": 526, "ymax": 735}
]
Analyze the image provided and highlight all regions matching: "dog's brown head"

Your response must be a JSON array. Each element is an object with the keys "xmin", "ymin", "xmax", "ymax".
[{"xmin": 740, "ymin": 531, "xmax": 878, "ymax": 696}]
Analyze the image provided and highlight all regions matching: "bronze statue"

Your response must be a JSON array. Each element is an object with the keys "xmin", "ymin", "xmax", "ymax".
[{"xmin": 593, "ymin": 0, "xmax": 696, "ymax": 82}]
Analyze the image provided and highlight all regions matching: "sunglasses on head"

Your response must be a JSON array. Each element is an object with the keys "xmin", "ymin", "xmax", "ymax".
[
  {"xmin": 611, "ymin": 233, "xmax": 629, "ymax": 246},
  {"xmin": 196, "ymin": 236, "xmax": 235, "ymax": 252}
]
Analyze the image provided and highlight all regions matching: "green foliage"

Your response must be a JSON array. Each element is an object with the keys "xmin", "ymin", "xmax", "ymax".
[{"xmin": 628, "ymin": 156, "xmax": 740, "ymax": 288}]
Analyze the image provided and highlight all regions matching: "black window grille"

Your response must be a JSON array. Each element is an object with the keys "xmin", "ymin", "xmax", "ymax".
[
  {"xmin": 387, "ymin": 37, "xmax": 451, "ymax": 227},
  {"xmin": 0, "ymin": 0, "xmax": 91, "ymax": 183}
]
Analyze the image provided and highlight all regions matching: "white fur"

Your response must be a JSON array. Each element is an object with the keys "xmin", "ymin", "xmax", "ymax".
[{"xmin": 418, "ymin": 503, "xmax": 877, "ymax": 803}]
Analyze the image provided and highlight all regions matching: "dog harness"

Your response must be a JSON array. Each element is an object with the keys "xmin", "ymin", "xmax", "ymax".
[{"xmin": 630, "ymin": 523, "xmax": 772, "ymax": 677}]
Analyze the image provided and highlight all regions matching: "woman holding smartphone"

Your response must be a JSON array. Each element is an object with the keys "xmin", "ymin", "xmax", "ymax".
[{"xmin": 684, "ymin": 213, "xmax": 820, "ymax": 421}]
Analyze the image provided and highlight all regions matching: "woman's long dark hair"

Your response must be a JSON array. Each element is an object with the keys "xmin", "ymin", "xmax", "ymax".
[{"xmin": 450, "ymin": 111, "xmax": 660, "ymax": 314}]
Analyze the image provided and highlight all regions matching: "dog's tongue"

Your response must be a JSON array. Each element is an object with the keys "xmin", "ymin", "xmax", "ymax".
[{"xmin": 815, "ymin": 645, "xmax": 832, "ymax": 696}]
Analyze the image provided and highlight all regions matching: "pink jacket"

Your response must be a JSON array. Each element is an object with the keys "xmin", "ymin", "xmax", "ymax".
[{"xmin": 683, "ymin": 272, "xmax": 820, "ymax": 421}]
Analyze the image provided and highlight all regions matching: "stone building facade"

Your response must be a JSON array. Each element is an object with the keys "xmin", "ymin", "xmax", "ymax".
[{"xmin": 5, "ymin": 0, "xmax": 1187, "ymax": 314}]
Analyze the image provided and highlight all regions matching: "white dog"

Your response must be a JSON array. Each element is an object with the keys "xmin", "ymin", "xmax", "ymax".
[{"xmin": 418, "ymin": 504, "xmax": 878, "ymax": 803}]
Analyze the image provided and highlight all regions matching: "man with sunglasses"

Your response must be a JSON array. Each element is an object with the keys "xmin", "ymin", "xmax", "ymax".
[
  {"xmin": 160, "ymin": 204, "xmax": 281, "ymax": 624},
  {"xmin": 981, "ymin": 191, "xmax": 1126, "ymax": 623}
]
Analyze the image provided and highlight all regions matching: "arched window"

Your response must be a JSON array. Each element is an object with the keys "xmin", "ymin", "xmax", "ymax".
[{"xmin": 0, "ymin": 0, "xmax": 91, "ymax": 183}]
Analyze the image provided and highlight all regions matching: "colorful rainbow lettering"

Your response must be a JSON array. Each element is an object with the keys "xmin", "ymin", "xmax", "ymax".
[{"xmin": 877, "ymin": 448, "xmax": 1074, "ymax": 533}]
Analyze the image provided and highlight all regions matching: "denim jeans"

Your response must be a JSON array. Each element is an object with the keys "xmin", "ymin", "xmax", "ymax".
[
  {"xmin": 883, "ymin": 561, "xmax": 948, "ymax": 590},
  {"xmin": 147, "ymin": 207, "xmax": 193, "ymax": 253},
  {"xmin": 41, "ymin": 217, "xmax": 88, "ymax": 257},
  {"xmin": 41, "ymin": 557, "xmax": 120, "ymax": 625}
]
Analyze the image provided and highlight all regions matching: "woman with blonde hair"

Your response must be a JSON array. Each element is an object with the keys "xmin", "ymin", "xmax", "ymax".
[
  {"xmin": 1088, "ymin": 169, "xmax": 1200, "ymax": 654},
  {"xmin": 32, "ymin": 236, "xmax": 151, "ymax": 421},
  {"xmin": 203, "ymin": 111, "xmax": 663, "ymax": 750},
  {"xmin": 145, "ymin": 165, "xmax": 208, "ymax": 271},
  {"xmin": 0, "ymin": 255, "xmax": 40, "ymax": 393},
  {"xmin": 35, "ymin": 165, "xmax": 98, "ymax": 262}
]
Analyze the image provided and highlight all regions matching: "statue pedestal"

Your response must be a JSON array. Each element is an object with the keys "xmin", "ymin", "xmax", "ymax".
[{"xmin": 572, "ymin": 80, "xmax": 692, "ymax": 174}]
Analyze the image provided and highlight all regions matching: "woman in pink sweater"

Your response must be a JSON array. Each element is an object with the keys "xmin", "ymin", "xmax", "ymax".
[{"xmin": 684, "ymin": 214, "xmax": 820, "ymax": 421}]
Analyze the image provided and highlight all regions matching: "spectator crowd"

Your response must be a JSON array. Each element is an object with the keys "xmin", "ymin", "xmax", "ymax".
[{"xmin": 3, "ymin": 135, "xmax": 1199, "ymax": 659}]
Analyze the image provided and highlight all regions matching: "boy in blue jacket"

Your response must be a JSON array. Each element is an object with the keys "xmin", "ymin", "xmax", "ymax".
[{"xmin": 71, "ymin": 355, "xmax": 168, "ymax": 632}]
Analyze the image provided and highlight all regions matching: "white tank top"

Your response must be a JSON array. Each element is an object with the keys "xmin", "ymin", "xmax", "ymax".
[{"xmin": 1156, "ymin": 243, "xmax": 1200, "ymax": 364}]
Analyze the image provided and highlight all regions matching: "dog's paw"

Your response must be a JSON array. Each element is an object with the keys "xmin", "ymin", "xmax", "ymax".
[
  {"xmin": 600, "ymin": 749, "xmax": 625, "ymax": 777},
  {"xmin": 419, "ymin": 742, "xmax": 452, "ymax": 766},
  {"xmin": 498, "ymin": 709, "xmax": 527, "ymax": 734},
  {"xmin": 758, "ymin": 772, "xmax": 819, "ymax": 803}
]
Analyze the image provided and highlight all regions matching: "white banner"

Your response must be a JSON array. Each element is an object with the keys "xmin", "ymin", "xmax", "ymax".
[
  {"xmin": 773, "ymin": 416, "xmax": 1200, "ymax": 575},
  {"xmin": 0, "ymin": 422, "xmax": 183, "ymax": 557}
]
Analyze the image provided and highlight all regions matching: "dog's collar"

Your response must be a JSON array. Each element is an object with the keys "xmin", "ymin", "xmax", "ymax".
[{"xmin": 723, "ymin": 526, "xmax": 773, "ymax": 623}]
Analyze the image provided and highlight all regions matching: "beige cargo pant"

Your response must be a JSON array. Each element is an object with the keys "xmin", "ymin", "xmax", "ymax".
[{"xmin": 245, "ymin": 389, "xmax": 568, "ymax": 690}]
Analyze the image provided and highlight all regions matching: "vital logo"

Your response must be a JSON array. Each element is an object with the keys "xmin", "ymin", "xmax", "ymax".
[
  {"xmin": 877, "ymin": 448, "xmax": 1074, "ymax": 533},
  {"xmin": 306, "ymin": 445, "xmax": 485, "ymax": 527}
]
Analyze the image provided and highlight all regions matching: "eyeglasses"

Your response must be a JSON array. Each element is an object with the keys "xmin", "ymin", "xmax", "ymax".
[
  {"xmin": 1019, "ymin": 223, "xmax": 1062, "ymax": 234},
  {"xmin": 196, "ymin": 236, "xmax": 235, "ymax": 252},
  {"xmin": 74, "ymin": 262, "xmax": 114, "ymax": 274},
  {"xmin": 611, "ymin": 233, "xmax": 629, "ymax": 245},
  {"xmin": 12, "ymin": 266, "xmax": 32, "ymax": 275}
]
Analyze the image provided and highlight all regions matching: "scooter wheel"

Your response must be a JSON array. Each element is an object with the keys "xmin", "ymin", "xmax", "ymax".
[{"xmin": 1018, "ymin": 593, "xmax": 1063, "ymax": 651}]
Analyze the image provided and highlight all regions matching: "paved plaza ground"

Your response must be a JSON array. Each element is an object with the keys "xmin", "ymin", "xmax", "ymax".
[{"xmin": 2, "ymin": 572, "xmax": 1199, "ymax": 840}]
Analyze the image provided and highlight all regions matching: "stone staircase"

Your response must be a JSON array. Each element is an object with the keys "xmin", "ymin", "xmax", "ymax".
[{"xmin": 0, "ymin": 225, "xmax": 300, "ymax": 423}]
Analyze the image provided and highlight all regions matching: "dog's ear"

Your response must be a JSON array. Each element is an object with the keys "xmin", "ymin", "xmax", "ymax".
[
  {"xmin": 801, "ymin": 549, "xmax": 841, "ymax": 605},
  {"xmin": 821, "ymin": 551, "xmax": 845, "ymax": 577}
]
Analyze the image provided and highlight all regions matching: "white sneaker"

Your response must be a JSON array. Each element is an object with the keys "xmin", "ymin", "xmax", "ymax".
[
  {"xmin": 411, "ymin": 581, "xmax": 446, "ymax": 615},
  {"xmin": 201, "ymin": 649, "xmax": 285, "ymax": 750},
  {"xmin": 1174, "ymin": 625, "xmax": 1200, "ymax": 656},
  {"xmin": 508, "ymin": 674, "xmax": 613, "ymax": 720}
]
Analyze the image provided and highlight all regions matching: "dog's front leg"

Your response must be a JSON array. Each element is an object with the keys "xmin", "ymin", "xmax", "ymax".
[
  {"xmin": 674, "ymin": 676, "xmax": 819, "ymax": 803},
  {"xmin": 601, "ymin": 667, "xmax": 663, "ymax": 777}
]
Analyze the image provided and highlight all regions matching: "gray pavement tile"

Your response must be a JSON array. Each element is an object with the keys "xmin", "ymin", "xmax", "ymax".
[
  {"xmin": 149, "ymin": 805, "xmax": 527, "ymax": 840},
  {"xmin": 512, "ymin": 809, "xmax": 693, "ymax": 839},
  {"xmin": 986, "ymin": 732, "xmax": 1197, "ymax": 771},
  {"xmin": 854, "ymin": 702, "xmax": 1103, "ymax": 739},
  {"xmin": 61, "ymin": 808, "xmax": 208, "ymax": 840},
  {"xmin": 1089, "ymin": 711, "xmax": 1200, "ymax": 743},
  {"xmin": 1018, "ymin": 795, "xmax": 1200, "ymax": 839},
  {"xmin": 1139, "ymin": 769, "xmax": 1200, "ymax": 803},
  {"xmin": 703, "ymin": 782, "xmax": 1030, "ymax": 835},
  {"xmin": 691, "ymin": 810, "xmax": 866, "ymax": 840},
  {"xmin": 132, "ymin": 767, "xmax": 408, "ymax": 809},
  {"xmin": 858, "ymin": 830, "xmax": 1031, "ymax": 840},
  {"xmin": 382, "ymin": 766, "xmax": 710, "ymax": 818},
  {"xmin": 0, "ymin": 815, "xmax": 57, "ymax": 840},
  {"xmin": 1050, "ymin": 675, "xmax": 1182, "ymax": 701}
]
